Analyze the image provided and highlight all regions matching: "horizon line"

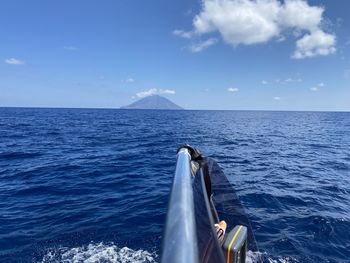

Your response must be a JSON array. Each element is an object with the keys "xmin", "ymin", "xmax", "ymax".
[{"xmin": 0, "ymin": 106, "xmax": 349, "ymax": 113}]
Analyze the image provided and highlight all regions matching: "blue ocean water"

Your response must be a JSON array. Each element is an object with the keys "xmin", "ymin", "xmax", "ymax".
[{"xmin": 0, "ymin": 108, "xmax": 349, "ymax": 263}]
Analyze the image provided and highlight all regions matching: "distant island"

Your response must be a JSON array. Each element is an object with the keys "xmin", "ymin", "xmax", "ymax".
[{"xmin": 121, "ymin": 94, "xmax": 184, "ymax": 110}]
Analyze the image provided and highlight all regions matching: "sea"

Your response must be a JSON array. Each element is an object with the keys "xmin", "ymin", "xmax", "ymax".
[{"xmin": 0, "ymin": 108, "xmax": 349, "ymax": 263}]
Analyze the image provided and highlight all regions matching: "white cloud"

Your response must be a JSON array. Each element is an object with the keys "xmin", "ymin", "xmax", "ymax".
[
  {"xmin": 227, "ymin": 87, "xmax": 239, "ymax": 92},
  {"xmin": 284, "ymin": 77, "xmax": 302, "ymax": 83},
  {"xmin": 262, "ymin": 77, "xmax": 302, "ymax": 85},
  {"xmin": 189, "ymin": 38, "xmax": 217, "ymax": 52},
  {"xmin": 136, "ymin": 88, "xmax": 158, "ymax": 98},
  {"xmin": 175, "ymin": 0, "xmax": 336, "ymax": 58},
  {"xmin": 276, "ymin": 78, "xmax": 302, "ymax": 84},
  {"xmin": 273, "ymin": 96, "xmax": 281, "ymax": 100},
  {"xmin": 64, "ymin": 46, "xmax": 78, "ymax": 51},
  {"xmin": 292, "ymin": 30, "xmax": 336, "ymax": 59},
  {"xmin": 125, "ymin": 78, "xmax": 135, "ymax": 83},
  {"xmin": 193, "ymin": 0, "xmax": 281, "ymax": 45},
  {"xmin": 310, "ymin": 82, "xmax": 324, "ymax": 91},
  {"xmin": 135, "ymin": 88, "xmax": 176, "ymax": 98},
  {"xmin": 160, "ymin": 89, "xmax": 176, "ymax": 94},
  {"xmin": 5, "ymin": 58, "xmax": 25, "ymax": 65},
  {"xmin": 173, "ymin": 29, "xmax": 193, "ymax": 39},
  {"xmin": 279, "ymin": 0, "xmax": 323, "ymax": 31}
]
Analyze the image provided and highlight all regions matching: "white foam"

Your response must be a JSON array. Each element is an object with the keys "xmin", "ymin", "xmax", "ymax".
[
  {"xmin": 40, "ymin": 242, "xmax": 157, "ymax": 263},
  {"xmin": 246, "ymin": 250, "xmax": 263, "ymax": 263},
  {"xmin": 267, "ymin": 256, "xmax": 298, "ymax": 263},
  {"xmin": 246, "ymin": 251, "xmax": 300, "ymax": 263}
]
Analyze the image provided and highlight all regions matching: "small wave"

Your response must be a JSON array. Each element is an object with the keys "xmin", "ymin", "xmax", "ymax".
[
  {"xmin": 0, "ymin": 151, "xmax": 42, "ymax": 160},
  {"xmin": 40, "ymin": 242, "xmax": 157, "ymax": 263}
]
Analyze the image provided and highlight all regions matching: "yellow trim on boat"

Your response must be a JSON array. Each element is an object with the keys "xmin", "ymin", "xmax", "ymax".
[{"xmin": 226, "ymin": 225, "xmax": 243, "ymax": 263}]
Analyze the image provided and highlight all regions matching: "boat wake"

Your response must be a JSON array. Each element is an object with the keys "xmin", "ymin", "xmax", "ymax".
[
  {"xmin": 39, "ymin": 246, "xmax": 281, "ymax": 263},
  {"xmin": 39, "ymin": 242, "xmax": 157, "ymax": 263}
]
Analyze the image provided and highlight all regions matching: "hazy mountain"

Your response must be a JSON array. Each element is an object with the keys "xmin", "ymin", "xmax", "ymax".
[{"xmin": 121, "ymin": 95, "xmax": 183, "ymax": 110}]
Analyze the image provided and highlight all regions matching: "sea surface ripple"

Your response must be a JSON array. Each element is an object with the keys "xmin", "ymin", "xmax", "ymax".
[{"xmin": 0, "ymin": 108, "xmax": 349, "ymax": 262}]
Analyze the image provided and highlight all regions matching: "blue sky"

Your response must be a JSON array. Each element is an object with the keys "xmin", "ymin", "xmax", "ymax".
[{"xmin": 0, "ymin": 0, "xmax": 349, "ymax": 111}]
